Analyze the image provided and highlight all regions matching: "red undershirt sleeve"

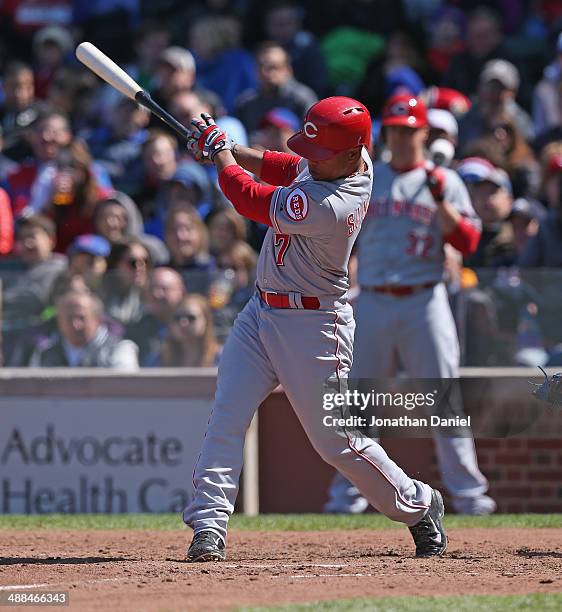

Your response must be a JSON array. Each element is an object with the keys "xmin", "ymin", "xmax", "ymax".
[
  {"xmin": 0, "ymin": 188, "xmax": 14, "ymax": 255},
  {"xmin": 218, "ymin": 165, "xmax": 275, "ymax": 227},
  {"xmin": 259, "ymin": 150, "xmax": 302, "ymax": 187},
  {"xmin": 444, "ymin": 216, "xmax": 481, "ymax": 256}
]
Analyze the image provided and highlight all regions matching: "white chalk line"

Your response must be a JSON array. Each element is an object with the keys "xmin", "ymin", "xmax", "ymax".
[
  {"xmin": 0, "ymin": 583, "xmax": 50, "ymax": 591},
  {"xmin": 272, "ymin": 573, "xmax": 373, "ymax": 579},
  {"xmin": 223, "ymin": 563, "xmax": 348, "ymax": 569},
  {"xmin": 0, "ymin": 563, "xmax": 362, "ymax": 591},
  {"xmin": 0, "ymin": 577, "xmax": 128, "ymax": 591}
]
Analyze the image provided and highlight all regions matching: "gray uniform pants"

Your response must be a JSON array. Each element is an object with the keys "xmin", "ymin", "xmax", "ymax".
[
  {"xmin": 183, "ymin": 293, "xmax": 432, "ymax": 540},
  {"xmin": 328, "ymin": 284, "xmax": 489, "ymax": 512}
]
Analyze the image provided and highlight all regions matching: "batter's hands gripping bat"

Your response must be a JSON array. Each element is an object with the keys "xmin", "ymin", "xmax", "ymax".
[{"xmin": 75, "ymin": 42, "xmax": 190, "ymax": 141}]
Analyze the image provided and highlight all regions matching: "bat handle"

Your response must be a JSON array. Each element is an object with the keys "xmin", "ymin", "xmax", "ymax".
[{"xmin": 135, "ymin": 90, "xmax": 191, "ymax": 141}]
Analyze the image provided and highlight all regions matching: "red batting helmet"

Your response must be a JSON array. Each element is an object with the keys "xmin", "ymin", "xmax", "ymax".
[
  {"xmin": 287, "ymin": 97, "xmax": 371, "ymax": 161},
  {"xmin": 382, "ymin": 94, "xmax": 428, "ymax": 128}
]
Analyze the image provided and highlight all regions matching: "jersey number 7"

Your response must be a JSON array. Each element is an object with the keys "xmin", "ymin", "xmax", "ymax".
[{"xmin": 274, "ymin": 233, "xmax": 291, "ymax": 266}]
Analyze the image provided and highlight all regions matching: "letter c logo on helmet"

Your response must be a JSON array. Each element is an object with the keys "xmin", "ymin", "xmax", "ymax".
[
  {"xmin": 303, "ymin": 121, "xmax": 318, "ymax": 138},
  {"xmin": 287, "ymin": 96, "xmax": 372, "ymax": 161}
]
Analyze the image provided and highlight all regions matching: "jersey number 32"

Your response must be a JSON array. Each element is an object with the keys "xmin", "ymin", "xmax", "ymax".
[{"xmin": 406, "ymin": 230, "xmax": 434, "ymax": 258}]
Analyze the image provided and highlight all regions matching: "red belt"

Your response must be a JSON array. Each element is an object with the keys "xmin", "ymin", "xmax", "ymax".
[
  {"xmin": 258, "ymin": 287, "xmax": 320, "ymax": 310},
  {"xmin": 362, "ymin": 281, "xmax": 437, "ymax": 297}
]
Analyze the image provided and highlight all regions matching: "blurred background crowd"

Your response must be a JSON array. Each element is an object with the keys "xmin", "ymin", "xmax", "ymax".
[{"xmin": 0, "ymin": 0, "xmax": 561, "ymax": 369}]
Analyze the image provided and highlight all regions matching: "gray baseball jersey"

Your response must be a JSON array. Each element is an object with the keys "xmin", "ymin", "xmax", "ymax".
[
  {"xmin": 184, "ymin": 148, "xmax": 440, "ymax": 542},
  {"xmin": 357, "ymin": 163, "xmax": 479, "ymax": 287},
  {"xmin": 257, "ymin": 150, "xmax": 373, "ymax": 306}
]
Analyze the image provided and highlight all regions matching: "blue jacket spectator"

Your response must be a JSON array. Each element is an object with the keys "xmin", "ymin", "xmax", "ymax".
[{"xmin": 189, "ymin": 15, "xmax": 257, "ymax": 114}]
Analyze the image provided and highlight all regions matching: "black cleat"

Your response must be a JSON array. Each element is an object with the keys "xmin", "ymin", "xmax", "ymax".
[
  {"xmin": 408, "ymin": 489, "xmax": 447, "ymax": 557},
  {"xmin": 186, "ymin": 530, "xmax": 226, "ymax": 562}
]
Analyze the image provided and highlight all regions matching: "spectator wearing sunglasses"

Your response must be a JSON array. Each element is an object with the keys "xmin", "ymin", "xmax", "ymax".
[
  {"xmin": 102, "ymin": 239, "xmax": 152, "ymax": 326},
  {"xmin": 158, "ymin": 294, "xmax": 219, "ymax": 367}
]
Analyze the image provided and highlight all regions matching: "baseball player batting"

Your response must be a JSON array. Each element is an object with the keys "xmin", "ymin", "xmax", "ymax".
[
  {"xmin": 182, "ymin": 97, "xmax": 447, "ymax": 562},
  {"xmin": 326, "ymin": 94, "xmax": 497, "ymax": 516}
]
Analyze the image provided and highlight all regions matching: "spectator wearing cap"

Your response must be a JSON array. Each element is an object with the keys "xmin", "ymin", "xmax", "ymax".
[
  {"xmin": 188, "ymin": 15, "xmax": 257, "ymax": 115},
  {"xmin": 67, "ymin": 234, "xmax": 110, "ymax": 289},
  {"xmin": 251, "ymin": 107, "xmax": 300, "ymax": 153},
  {"xmin": 458, "ymin": 157, "xmax": 515, "ymax": 267},
  {"xmin": 509, "ymin": 197, "xmax": 546, "ymax": 261},
  {"xmin": 384, "ymin": 66, "xmax": 425, "ymax": 99},
  {"xmin": 2, "ymin": 215, "xmax": 67, "ymax": 360},
  {"xmin": 533, "ymin": 32, "xmax": 562, "ymax": 136},
  {"xmin": 167, "ymin": 162, "xmax": 216, "ymax": 220},
  {"xmin": 0, "ymin": 61, "xmax": 40, "ymax": 162},
  {"xmin": 152, "ymin": 46, "xmax": 199, "ymax": 117},
  {"xmin": 235, "ymin": 42, "xmax": 317, "ymax": 133},
  {"xmin": 27, "ymin": 290, "xmax": 139, "ymax": 369},
  {"xmin": 32, "ymin": 25, "xmax": 74, "ymax": 99},
  {"xmin": 458, "ymin": 59, "xmax": 534, "ymax": 154},
  {"xmin": 263, "ymin": 1, "xmax": 328, "ymax": 97},
  {"xmin": 427, "ymin": 108, "xmax": 458, "ymax": 168}
]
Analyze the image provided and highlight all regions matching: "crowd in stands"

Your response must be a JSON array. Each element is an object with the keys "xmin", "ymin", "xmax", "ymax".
[{"xmin": 0, "ymin": 0, "xmax": 561, "ymax": 368}]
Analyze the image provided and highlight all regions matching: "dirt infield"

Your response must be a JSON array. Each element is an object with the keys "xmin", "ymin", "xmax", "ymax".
[{"xmin": 1, "ymin": 528, "xmax": 561, "ymax": 611}]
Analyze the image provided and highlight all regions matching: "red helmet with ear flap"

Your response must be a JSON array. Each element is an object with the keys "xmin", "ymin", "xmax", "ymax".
[
  {"xmin": 382, "ymin": 94, "xmax": 428, "ymax": 128},
  {"xmin": 287, "ymin": 96, "xmax": 372, "ymax": 161}
]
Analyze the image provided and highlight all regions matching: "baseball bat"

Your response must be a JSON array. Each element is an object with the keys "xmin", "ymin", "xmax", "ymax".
[{"xmin": 75, "ymin": 42, "xmax": 190, "ymax": 140}]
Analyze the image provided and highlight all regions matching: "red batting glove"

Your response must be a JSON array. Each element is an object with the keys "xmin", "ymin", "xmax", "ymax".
[
  {"xmin": 187, "ymin": 113, "xmax": 233, "ymax": 162},
  {"xmin": 426, "ymin": 166, "xmax": 446, "ymax": 203}
]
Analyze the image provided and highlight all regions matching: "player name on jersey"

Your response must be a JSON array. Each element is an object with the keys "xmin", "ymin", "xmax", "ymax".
[{"xmin": 368, "ymin": 198, "xmax": 435, "ymax": 226}]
